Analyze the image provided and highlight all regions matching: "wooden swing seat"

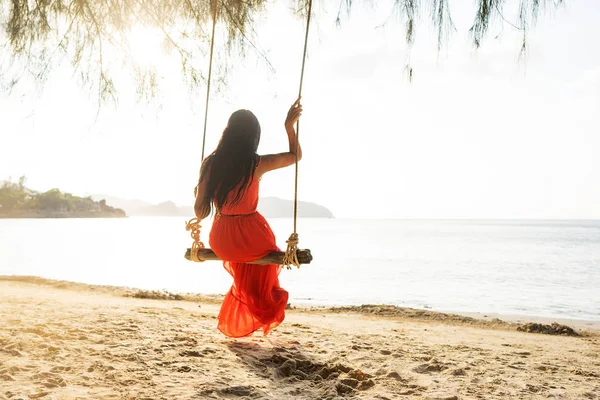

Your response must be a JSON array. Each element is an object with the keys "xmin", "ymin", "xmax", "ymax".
[{"xmin": 184, "ymin": 248, "xmax": 313, "ymax": 265}]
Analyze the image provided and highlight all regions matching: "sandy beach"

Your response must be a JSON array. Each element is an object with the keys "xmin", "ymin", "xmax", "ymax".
[{"xmin": 1, "ymin": 277, "xmax": 599, "ymax": 400}]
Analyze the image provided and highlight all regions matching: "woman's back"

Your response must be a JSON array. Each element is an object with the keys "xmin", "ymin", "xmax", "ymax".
[{"xmin": 219, "ymin": 170, "xmax": 260, "ymax": 215}]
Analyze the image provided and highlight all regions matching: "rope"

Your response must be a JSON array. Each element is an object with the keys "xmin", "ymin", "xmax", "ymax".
[
  {"xmin": 202, "ymin": 0, "xmax": 218, "ymax": 161},
  {"xmin": 186, "ymin": 218, "xmax": 206, "ymax": 262},
  {"xmin": 188, "ymin": 0, "xmax": 218, "ymax": 263},
  {"xmin": 282, "ymin": 0, "xmax": 312, "ymax": 270}
]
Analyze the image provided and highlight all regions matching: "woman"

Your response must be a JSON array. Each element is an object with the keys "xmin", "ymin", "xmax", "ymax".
[{"xmin": 194, "ymin": 97, "xmax": 303, "ymax": 338}]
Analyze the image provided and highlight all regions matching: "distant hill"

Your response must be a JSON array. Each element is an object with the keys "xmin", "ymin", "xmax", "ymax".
[
  {"xmin": 90, "ymin": 196, "xmax": 184, "ymax": 217},
  {"xmin": 259, "ymin": 197, "xmax": 334, "ymax": 218},
  {"xmin": 1, "ymin": 181, "xmax": 126, "ymax": 218},
  {"xmin": 91, "ymin": 195, "xmax": 334, "ymax": 218}
]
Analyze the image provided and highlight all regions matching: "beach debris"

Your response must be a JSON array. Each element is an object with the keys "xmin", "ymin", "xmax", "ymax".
[
  {"xmin": 449, "ymin": 368, "xmax": 466, "ymax": 376},
  {"xmin": 516, "ymin": 322, "xmax": 580, "ymax": 337},
  {"xmin": 129, "ymin": 290, "xmax": 184, "ymax": 301}
]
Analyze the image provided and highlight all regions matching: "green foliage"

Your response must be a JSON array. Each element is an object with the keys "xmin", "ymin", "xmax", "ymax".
[
  {"xmin": 0, "ymin": 0, "xmax": 564, "ymax": 101},
  {"xmin": 0, "ymin": 179, "xmax": 30, "ymax": 211},
  {"xmin": 0, "ymin": 177, "xmax": 126, "ymax": 216},
  {"xmin": 1, "ymin": 0, "xmax": 272, "ymax": 102}
]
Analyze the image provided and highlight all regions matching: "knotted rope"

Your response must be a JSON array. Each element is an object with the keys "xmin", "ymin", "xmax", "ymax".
[
  {"xmin": 186, "ymin": 218, "xmax": 205, "ymax": 262},
  {"xmin": 282, "ymin": 233, "xmax": 300, "ymax": 270}
]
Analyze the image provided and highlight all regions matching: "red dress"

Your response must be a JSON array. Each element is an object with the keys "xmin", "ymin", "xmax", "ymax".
[{"xmin": 208, "ymin": 164, "xmax": 288, "ymax": 338}]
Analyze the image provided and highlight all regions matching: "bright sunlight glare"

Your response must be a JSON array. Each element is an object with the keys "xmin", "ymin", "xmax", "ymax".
[{"xmin": 126, "ymin": 25, "xmax": 168, "ymax": 69}]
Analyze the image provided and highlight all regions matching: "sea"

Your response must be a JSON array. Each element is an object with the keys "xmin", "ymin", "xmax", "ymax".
[{"xmin": 1, "ymin": 217, "xmax": 599, "ymax": 321}]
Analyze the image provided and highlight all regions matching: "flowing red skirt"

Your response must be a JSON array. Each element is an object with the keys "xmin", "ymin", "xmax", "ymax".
[{"xmin": 209, "ymin": 212, "xmax": 288, "ymax": 338}]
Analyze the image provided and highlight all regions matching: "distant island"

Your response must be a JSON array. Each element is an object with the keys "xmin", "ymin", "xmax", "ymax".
[
  {"xmin": 259, "ymin": 197, "xmax": 334, "ymax": 218},
  {"xmin": 0, "ymin": 178, "xmax": 126, "ymax": 218},
  {"xmin": 91, "ymin": 195, "xmax": 334, "ymax": 218}
]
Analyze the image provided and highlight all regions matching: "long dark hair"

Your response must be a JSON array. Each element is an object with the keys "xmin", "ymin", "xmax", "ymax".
[{"xmin": 197, "ymin": 109, "xmax": 261, "ymax": 216}]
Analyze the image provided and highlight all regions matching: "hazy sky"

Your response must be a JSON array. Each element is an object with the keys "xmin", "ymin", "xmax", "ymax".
[{"xmin": 1, "ymin": 0, "xmax": 599, "ymax": 219}]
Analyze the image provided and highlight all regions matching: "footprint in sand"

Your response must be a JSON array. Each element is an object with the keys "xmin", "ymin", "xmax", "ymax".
[
  {"xmin": 202, "ymin": 348, "xmax": 217, "ymax": 355},
  {"xmin": 33, "ymin": 371, "xmax": 67, "ymax": 388},
  {"xmin": 513, "ymin": 351, "xmax": 532, "ymax": 357},
  {"xmin": 507, "ymin": 361, "xmax": 526, "ymax": 370},
  {"xmin": 385, "ymin": 371, "xmax": 407, "ymax": 382},
  {"xmin": 412, "ymin": 354, "xmax": 433, "ymax": 362},
  {"xmin": 22, "ymin": 327, "xmax": 52, "ymax": 338},
  {"xmin": 172, "ymin": 336, "xmax": 198, "ymax": 346},
  {"xmin": 0, "ymin": 372, "xmax": 15, "ymax": 382},
  {"xmin": 290, "ymin": 323, "xmax": 313, "ymax": 332},
  {"xmin": 2, "ymin": 343, "xmax": 23, "ymax": 357},
  {"xmin": 179, "ymin": 350, "xmax": 203, "ymax": 357},
  {"xmin": 424, "ymin": 394, "xmax": 459, "ymax": 400},
  {"xmin": 571, "ymin": 368, "xmax": 600, "ymax": 378},
  {"xmin": 50, "ymin": 366, "xmax": 72, "ymax": 373},
  {"xmin": 354, "ymin": 344, "xmax": 375, "ymax": 351},
  {"xmin": 28, "ymin": 391, "xmax": 51, "ymax": 399},
  {"xmin": 448, "ymin": 367, "xmax": 467, "ymax": 376},
  {"xmin": 336, "ymin": 375, "xmax": 376, "ymax": 395},
  {"xmin": 38, "ymin": 343, "xmax": 60, "ymax": 352},
  {"xmin": 397, "ymin": 385, "xmax": 428, "ymax": 396},
  {"xmin": 413, "ymin": 361, "xmax": 453, "ymax": 374},
  {"xmin": 219, "ymin": 385, "xmax": 258, "ymax": 396}
]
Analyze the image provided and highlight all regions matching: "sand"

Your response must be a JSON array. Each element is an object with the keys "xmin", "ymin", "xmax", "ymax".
[{"xmin": 1, "ymin": 277, "xmax": 599, "ymax": 400}]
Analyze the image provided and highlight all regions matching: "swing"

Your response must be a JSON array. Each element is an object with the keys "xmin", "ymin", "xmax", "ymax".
[{"xmin": 184, "ymin": 0, "xmax": 314, "ymax": 268}]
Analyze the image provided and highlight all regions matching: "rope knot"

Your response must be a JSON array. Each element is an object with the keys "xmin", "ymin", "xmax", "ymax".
[
  {"xmin": 186, "ymin": 218, "xmax": 205, "ymax": 262},
  {"xmin": 282, "ymin": 232, "xmax": 301, "ymax": 270}
]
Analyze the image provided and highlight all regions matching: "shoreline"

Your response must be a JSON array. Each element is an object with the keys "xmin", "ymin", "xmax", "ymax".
[
  {"xmin": 2, "ymin": 275, "xmax": 598, "ymax": 334},
  {"xmin": 288, "ymin": 300, "xmax": 600, "ymax": 330}
]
